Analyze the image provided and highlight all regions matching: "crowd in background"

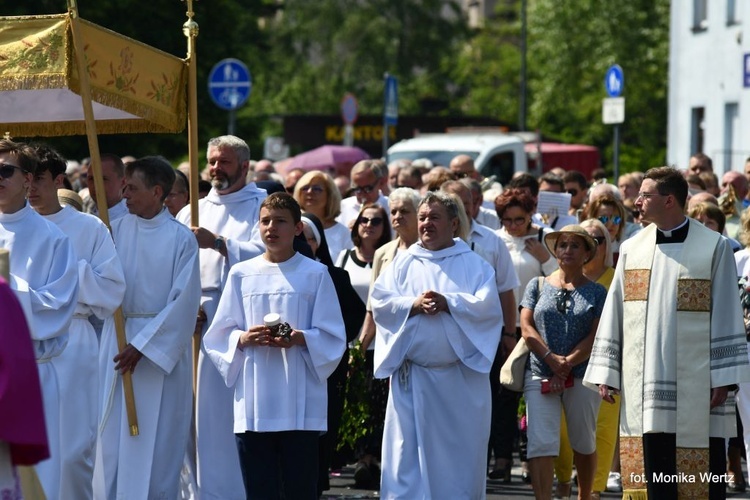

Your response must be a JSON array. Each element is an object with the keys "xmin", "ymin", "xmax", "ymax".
[{"xmin": 7, "ymin": 137, "xmax": 750, "ymax": 499}]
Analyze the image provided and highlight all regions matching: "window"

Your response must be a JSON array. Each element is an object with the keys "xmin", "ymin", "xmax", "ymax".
[
  {"xmin": 693, "ymin": 0, "xmax": 708, "ymax": 31},
  {"xmin": 485, "ymin": 151, "xmax": 516, "ymax": 186},
  {"xmin": 727, "ymin": 0, "xmax": 740, "ymax": 25},
  {"xmin": 691, "ymin": 107, "xmax": 705, "ymax": 157},
  {"xmin": 724, "ymin": 103, "xmax": 739, "ymax": 170}
]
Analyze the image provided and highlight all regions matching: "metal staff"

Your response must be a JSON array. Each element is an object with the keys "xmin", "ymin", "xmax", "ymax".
[{"xmin": 182, "ymin": 0, "xmax": 201, "ymax": 394}]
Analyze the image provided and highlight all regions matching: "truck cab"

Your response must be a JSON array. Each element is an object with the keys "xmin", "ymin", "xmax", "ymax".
[{"xmin": 387, "ymin": 132, "xmax": 527, "ymax": 186}]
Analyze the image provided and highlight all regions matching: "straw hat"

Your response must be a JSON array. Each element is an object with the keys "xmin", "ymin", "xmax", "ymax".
[
  {"xmin": 544, "ymin": 224, "xmax": 598, "ymax": 262},
  {"xmin": 57, "ymin": 189, "xmax": 83, "ymax": 212}
]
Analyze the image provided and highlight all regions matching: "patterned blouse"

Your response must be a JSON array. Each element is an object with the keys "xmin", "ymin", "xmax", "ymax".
[{"xmin": 521, "ymin": 276, "xmax": 607, "ymax": 378}]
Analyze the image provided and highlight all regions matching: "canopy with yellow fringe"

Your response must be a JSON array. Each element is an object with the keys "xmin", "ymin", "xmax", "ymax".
[{"xmin": 0, "ymin": 13, "xmax": 187, "ymax": 136}]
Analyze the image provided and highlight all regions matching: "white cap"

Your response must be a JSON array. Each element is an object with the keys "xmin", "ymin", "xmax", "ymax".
[{"xmin": 263, "ymin": 313, "xmax": 281, "ymax": 327}]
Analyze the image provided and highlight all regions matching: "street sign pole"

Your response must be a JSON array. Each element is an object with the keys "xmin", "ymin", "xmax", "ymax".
[
  {"xmin": 604, "ymin": 64, "xmax": 624, "ymax": 182},
  {"xmin": 341, "ymin": 93, "xmax": 358, "ymax": 147},
  {"xmin": 614, "ymin": 125, "xmax": 620, "ymax": 182},
  {"xmin": 383, "ymin": 74, "xmax": 398, "ymax": 158},
  {"xmin": 228, "ymin": 108, "xmax": 235, "ymax": 136}
]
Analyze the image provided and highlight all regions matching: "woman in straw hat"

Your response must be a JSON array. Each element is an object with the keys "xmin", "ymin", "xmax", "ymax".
[{"xmin": 519, "ymin": 224, "xmax": 608, "ymax": 500}]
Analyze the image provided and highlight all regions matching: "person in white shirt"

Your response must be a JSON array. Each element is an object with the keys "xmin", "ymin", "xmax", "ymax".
[
  {"xmin": 85, "ymin": 153, "xmax": 129, "ymax": 221},
  {"xmin": 336, "ymin": 159, "xmax": 389, "ymax": 228},
  {"xmin": 94, "ymin": 156, "xmax": 201, "ymax": 500},
  {"xmin": 293, "ymin": 170, "xmax": 350, "ymax": 263},
  {"xmin": 0, "ymin": 139, "xmax": 79, "ymax": 499},
  {"xmin": 371, "ymin": 191, "xmax": 503, "ymax": 498},
  {"xmin": 204, "ymin": 193, "xmax": 346, "ymax": 499},
  {"xmin": 176, "ymin": 135, "xmax": 267, "ymax": 500},
  {"xmin": 28, "ymin": 144, "xmax": 126, "ymax": 500}
]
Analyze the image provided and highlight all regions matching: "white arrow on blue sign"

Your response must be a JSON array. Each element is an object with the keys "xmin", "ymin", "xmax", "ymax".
[
  {"xmin": 605, "ymin": 64, "xmax": 624, "ymax": 97},
  {"xmin": 208, "ymin": 58, "xmax": 252, "ymax": 111},
  {"xmin": 384, "ymin": 75, "xmax": 398, "ymax": 126}
]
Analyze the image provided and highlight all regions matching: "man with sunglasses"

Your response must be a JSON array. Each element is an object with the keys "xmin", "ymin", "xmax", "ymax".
[
  {"xmin": 27, "ymin": 144, "xmax": 126, "ymax": 500},
  {"xmin": 0, "ymin": 139, "xmax": 79, "ymax": 498},
  {"xmin": 336, "ymin": 159, "xmax": 389, "ymax": 229},
  {"xmin": 584, "ymin": 166, "xmax": 750, "ymax": 500},
  {"xmin": 563, "ymin": 170, "xmax": 589, "ymax": 220},
  {"xmin": 176, "ymin": 135, "xmax": 267, "ymax": 500}
]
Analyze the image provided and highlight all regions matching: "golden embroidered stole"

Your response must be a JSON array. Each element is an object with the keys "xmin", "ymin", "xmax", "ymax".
[{"xmin": 620, "ymin": 220, "xmax": 718, "ymax": 499}]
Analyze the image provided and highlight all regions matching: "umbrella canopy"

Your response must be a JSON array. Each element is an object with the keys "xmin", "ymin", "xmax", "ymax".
[
  {"xmin": 286, "ymin": 145, "xmax": 370, "ymax": 176},
  {"xmin": 0, "ymin": 14, "xmax": 187, "ymax": 136}
]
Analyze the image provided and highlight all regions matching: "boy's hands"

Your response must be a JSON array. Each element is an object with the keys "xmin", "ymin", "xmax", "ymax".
[{"xmin": 238, "ymin": 325, "xmax": 306, "ymax": 349}]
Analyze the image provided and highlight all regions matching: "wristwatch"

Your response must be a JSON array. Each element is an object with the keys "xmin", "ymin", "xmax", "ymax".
[{"xmin": 214, "ymin": 236, "xmax": 225, "ymax": 252}]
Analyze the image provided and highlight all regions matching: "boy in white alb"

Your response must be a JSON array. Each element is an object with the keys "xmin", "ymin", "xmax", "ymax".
[{"xmin": 204, "ymin": 192, "xmax": 346, "ymax": 499}]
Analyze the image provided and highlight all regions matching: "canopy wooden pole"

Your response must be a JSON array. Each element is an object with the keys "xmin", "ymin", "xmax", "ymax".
[
  {"xmin": 68, "ymin": 0, "xmax": 139, "ymax": 436},
  {"xmin": 182, "ymin": 0, "xmax": 201, "ymax": 395}
]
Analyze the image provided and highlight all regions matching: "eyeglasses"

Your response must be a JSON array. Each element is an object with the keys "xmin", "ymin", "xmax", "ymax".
[
  {"xmin": 636, "ymin": 192, "xmax": 662, "ymax": 200},
  {"xmin": 566, "ymin": 188, "xmax": 579, "ymax": 196},
  {"xmin": 555, "ymin": 289, "xmax": 572, "ymax": 314},
  {"xmin": 453, "ymin": 171, "xmax": 472, "ymax": 179},
  {"xmin": 501, "ymin": 216, "xmax": 527, "ymax": 226},
  {"xmin": 300, "ymin": 185, "xmax": 325, "ymax": 194},
  {"xmin": 598, "ymin": 215, "xmax": 622, "ymax": 225},
  {"xmin": 0, "ymin": 163, "xmax": 27, "ymax": 179},
  {"xmin": 353, "ymin": 182, "xmax": 379, "ymax": 195},
  {"xmin": 357, "ymin": 216, "xmax": 384, "ymax": 227},
  {"xmin": 592, "ymin": 236, "xmax": 606, "ymax": 246}
]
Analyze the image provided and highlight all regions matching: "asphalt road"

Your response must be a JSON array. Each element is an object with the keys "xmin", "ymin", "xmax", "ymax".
[{"xmin": 321, "ymin": 461, "xmax": 750, "ymax": 499}]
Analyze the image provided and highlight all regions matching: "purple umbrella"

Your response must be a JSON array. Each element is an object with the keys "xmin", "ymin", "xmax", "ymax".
[{"xmin": 286, "ymin": 145, "xmax": 370, "ymax": 175}]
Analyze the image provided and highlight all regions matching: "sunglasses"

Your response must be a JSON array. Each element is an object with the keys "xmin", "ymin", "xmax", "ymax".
[
  {"xmin": 501, "ymin": 216, "xmax": 527, "ymax": 226},
  {"xmin": 300, "ymin": 185, "xmax": 324, "ymax": 194},
  {"xmin": 598, "ymin": 215, "xmax": 622, "ymax": 225},
  {"xmin": 353, "ymin": 182, "xmax": 379, "ymax": 195},
  {"xmin": 592, "ymin": 236, "xmax": 606, "ymax": 245},
  {"xmin": 0, "ymin": 162, "xmax": 26, "ymax": 179},
  {"xmin": 357, "ymin": 216, "xmax": 384, "ymax": 227},
  {"xmin": 555, "ymin": 288, "xmax": 572, "ymax": 314},
  {"xmin": 566, "ymin": 188, "xmax": 579, "ymax": 196}
]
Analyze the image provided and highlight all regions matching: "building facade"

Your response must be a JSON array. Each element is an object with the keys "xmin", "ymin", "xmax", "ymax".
[{"xmin": 668, "ymin": 0, "xmax": 747, "ymax": 173}]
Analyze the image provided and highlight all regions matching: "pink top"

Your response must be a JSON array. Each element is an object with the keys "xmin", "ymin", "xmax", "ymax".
[{"xmin": 0, "ymin": 277, "xmax": 49, "ymax": 465}]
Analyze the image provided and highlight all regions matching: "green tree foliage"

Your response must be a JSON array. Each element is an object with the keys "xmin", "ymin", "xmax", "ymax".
[
  {"xmin": 255, "ymin": 0, "xmax": 468, "ymax": 118},
  {"xmin": 525, "ymin": 0, "xmax": 670, "ymax": 173},
  {"xmin": 6, "ymin": 0, "xmax": 669, "ymax": 174}
]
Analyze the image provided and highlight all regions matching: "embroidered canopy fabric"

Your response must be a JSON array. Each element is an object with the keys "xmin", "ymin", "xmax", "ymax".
[{"xmin": 0, "ymin": 14, "xmax": 187, "ymax": 136}]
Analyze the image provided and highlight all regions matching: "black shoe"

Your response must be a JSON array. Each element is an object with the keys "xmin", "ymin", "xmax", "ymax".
[
  {"xmin": 353, "ymin": 462, "xmax": 372, "ymax": 489},
  {"xmin": 488, "ymin": 462, "xmax": 512, "ymax": 484},
  {"xmin": 521, "ymin": 470, "xmax": 531, "ymax": 484}
]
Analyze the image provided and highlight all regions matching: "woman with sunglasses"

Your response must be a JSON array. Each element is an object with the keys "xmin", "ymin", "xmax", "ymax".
[
  {"xmin": 335, "ymin": 203, "xmax": 392, "ymax": 488},
  {"xmin": 553, "ymin": 219, "xmax": 620, "ymax": 500},
  {"xmin": 584, "ymin": 193, "xmax": 640, "ymax": 265},
  {"xmin": 519, "ymin": 225, "xmax": 607, "ymax": 500},
  {"xmin": 293, "ymin": 170, "xmax": 351, "ymax": 262}
]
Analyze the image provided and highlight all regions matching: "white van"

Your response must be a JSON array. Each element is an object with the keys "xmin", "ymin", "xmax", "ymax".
[{"xmin": 387, "ymin": 132, "xmax": 528, "ymax": 186}]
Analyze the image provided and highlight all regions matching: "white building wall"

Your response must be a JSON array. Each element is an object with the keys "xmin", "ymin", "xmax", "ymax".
[{"xmin": 668, "ymin": 0, "xmax": 748, "ymax": 174}]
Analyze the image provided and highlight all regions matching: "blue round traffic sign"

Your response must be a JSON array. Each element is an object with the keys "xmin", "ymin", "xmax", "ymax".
[
  {"xmin": 605, "ymin": 64, "xmax": 624, "ymax": 97},
  {"xmin": 208, "ymin": 58, "xmax": 252, "ymax": 111},
  {"xmin": 341, "ymin": 93, "xmax": 359, "ymax": 125}
]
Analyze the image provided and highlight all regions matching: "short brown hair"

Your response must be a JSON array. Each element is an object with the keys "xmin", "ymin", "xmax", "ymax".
[
  {"xmin": 261, "ymin": 192, "xmax": 301, "ymax": 223},
  {"xmin": 0, "ymin": 139, "xmax": 38, "ymax": 175}
]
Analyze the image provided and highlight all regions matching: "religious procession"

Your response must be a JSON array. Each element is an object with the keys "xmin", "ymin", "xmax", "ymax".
[
  {"xmin": 4, "ymin": 3, "xmax": 750, "ymax": 500},
  {"xmin": 4, "ymin": 130, "xmax": 750, "ymax": 500}
]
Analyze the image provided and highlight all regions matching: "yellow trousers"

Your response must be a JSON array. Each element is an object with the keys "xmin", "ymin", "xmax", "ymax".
[{"xmin": 554, "ymin": 395, "xmax": 620, "ymax": 492}]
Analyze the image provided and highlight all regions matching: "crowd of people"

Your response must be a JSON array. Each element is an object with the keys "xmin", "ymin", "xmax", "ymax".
[{"xmin": 3, "ymin": 136, "xmax": 750, "ymax": 500}]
